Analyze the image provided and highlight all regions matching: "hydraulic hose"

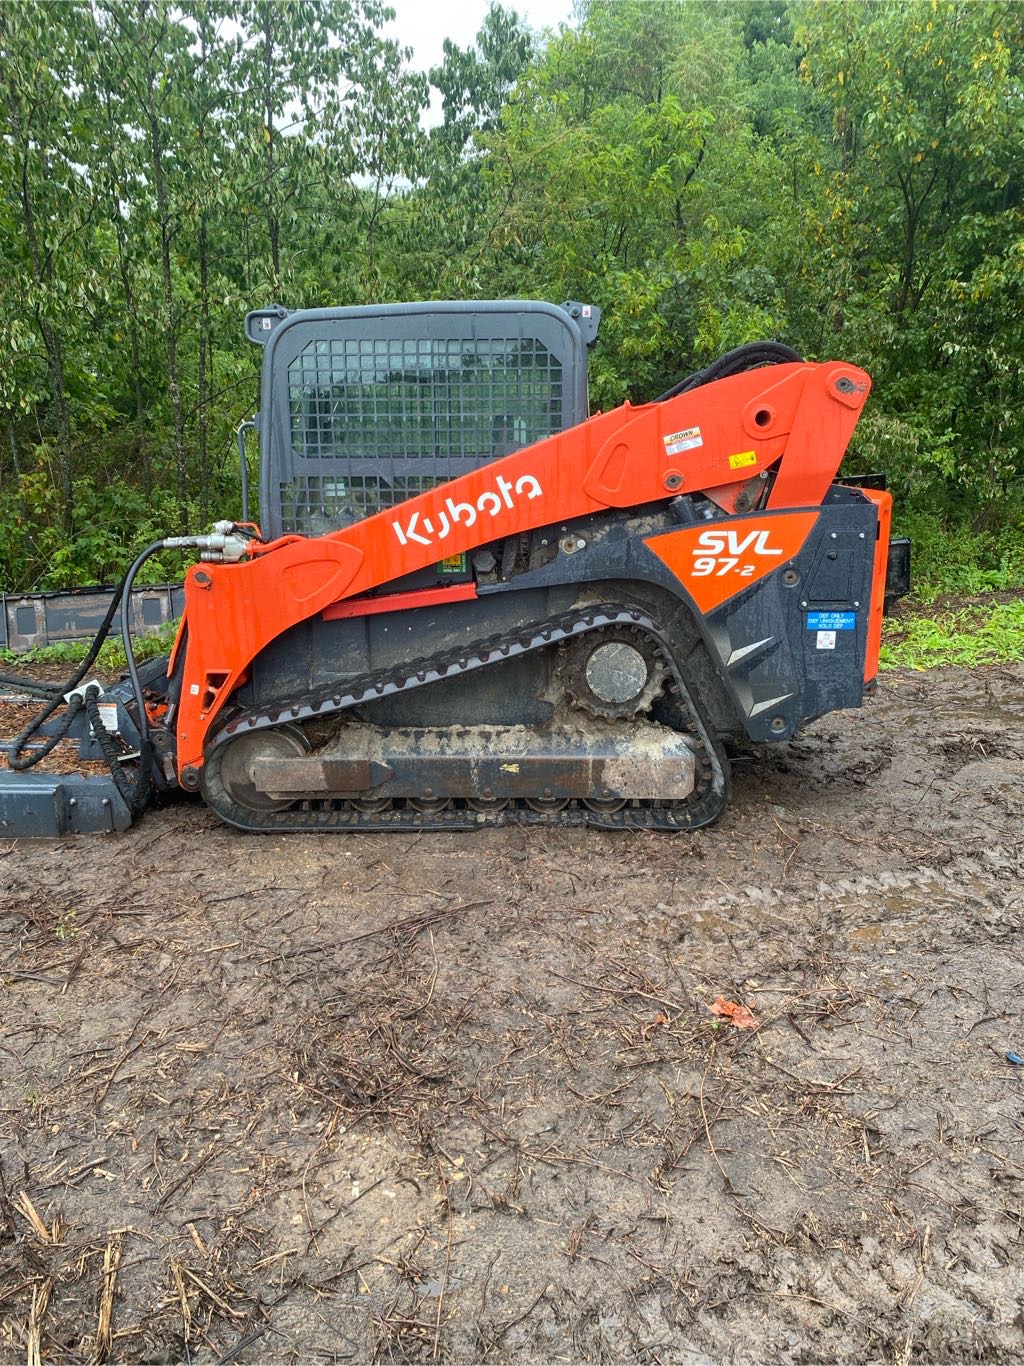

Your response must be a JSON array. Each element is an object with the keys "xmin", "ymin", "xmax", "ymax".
[
  {"xmin": 109, "ymin": 539, "xmax": 175, "ymax": 812},
  {"xmin": 0, "ymin": 672, "xmax": 62, "ymax": 700},
  {"xmin": 83, "ymin": 683, "xmax": 153, "ymax": 815},
  {"xmin": 655, "ymin": 341, "xmax": 804, "ymax": 403},
  {"xmin": 7, "ymin": 539, "xmax": 166, "ymax": 811},
  {"xmin": 5, "ymin": 552, "xmax": 150, "ymax": 771},
  {"xmin": 6, "ymin": 530, "xmax": 247, "ymax": 809},
  {"xmin": 119, "ymin": 541, "xmax": 166, "ymax": 744}
]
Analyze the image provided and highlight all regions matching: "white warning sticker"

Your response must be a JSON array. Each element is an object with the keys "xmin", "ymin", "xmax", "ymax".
[
  {"xmin": 663, "ymin": 425, "xmax": 703, "ymax": 456},
  {"xmin": 96, "ymin": 701, "xmax": 119, "ymax": 733},
  {"xmin": 816, "ymin": 630, "xmax": 837, "ymax": 650}
]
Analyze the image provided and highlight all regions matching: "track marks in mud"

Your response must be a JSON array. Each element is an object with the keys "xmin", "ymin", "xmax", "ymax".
[{"xmin": 698, "ymin": 842, "xmax": 1024, "ymax": 916}]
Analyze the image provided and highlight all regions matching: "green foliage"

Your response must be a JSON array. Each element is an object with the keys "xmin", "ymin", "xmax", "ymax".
[
  {"xmin": 896, "ymin": 510, "xmax": 1024, "ymax": 601},
  {"xmin": 0, "ymin": 0, "xmax": 426, "ymax": 588},
  {"xmin": 1, "ymin": 0, "xmax": 1023, "ymax": 596},
  {"xmin": 794, "ymin": 0, "xmax": 1024, "ymax": 522},
  {"xmin": 880, "ymin": 506, "xmax": 1024, "ymax": 670},
  {"xmin": 880, "ymin": 599, "xmax": 1024, "ymax": 669}
]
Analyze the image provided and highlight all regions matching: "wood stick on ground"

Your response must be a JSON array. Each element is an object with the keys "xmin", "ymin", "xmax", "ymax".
[
  {"xmin": 91, "ymin": 1233, "xmax": 122, "ymax": 1364},
  {"xmin": 171, "ymin": 1259, "xmax": 192, "ymax": 1346},
  {"xmin": 336, "ymin": 900, "xmax": 493, "ymax": 948},
  {"xmin": 16, "ymin": 1192, "xmax": 57, "ymax": 1245},
  {"xmin": 26, "ymin": 1276, "xmax": 52, "ymax": 1366},
  {"xmin": 897, "ymin": 1223, "xmax": 932, "ymax": 1366},
  {"xmin": 432, "ymin": 1200, "xmax": 456, "ymax": 1361},
  {"xmin": 698, "ymin": 1058, "xmax": 741, "ymax": 1198},
  {"xmin": 181, "ymin": 1266, "xmax": 243, "ymax": 1320}
]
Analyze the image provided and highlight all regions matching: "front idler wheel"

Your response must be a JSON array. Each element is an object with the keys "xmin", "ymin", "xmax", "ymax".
[{"xmin": 203, "ymin": 724, "xmax": 310, "ymax": 815}]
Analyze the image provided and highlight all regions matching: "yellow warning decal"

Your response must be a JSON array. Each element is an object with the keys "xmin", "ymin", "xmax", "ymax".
[
  {"xmin": 439, "ymin": 552, "xmax": 467, "ymax": 572},
  {"xmin": 728, "ymin": 450, "xmax": 758, "ymax": 471}
]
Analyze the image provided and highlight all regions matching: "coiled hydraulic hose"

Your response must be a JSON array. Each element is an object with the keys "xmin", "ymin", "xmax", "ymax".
[
  {"xmin": 6, "ymin": 551, "xmax": 150, "ymax": 771},
  {"xmin": 0, "ymin": 672, "xmax": 61, "ymax": 700},
  {"xmin": 6, "ymin": 540, "xmax": 169, "ymax": 813}
]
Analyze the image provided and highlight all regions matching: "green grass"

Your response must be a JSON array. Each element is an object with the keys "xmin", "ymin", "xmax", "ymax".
[
  {"xmin": 877, "ymin": 511, "xmax": 1024, "ymax": 668},
  {"xmin": 880, "ymin": 597, "xmax": 1024, "ymax": 669},
  {"xmin": 0, "ymin": 622, "xmax": 178, "ymax": 676}
]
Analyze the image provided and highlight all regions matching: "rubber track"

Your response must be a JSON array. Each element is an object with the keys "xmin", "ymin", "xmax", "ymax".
[{"xmin": 202, "ymin": 605, "xmax": 731, "ymax": 834}]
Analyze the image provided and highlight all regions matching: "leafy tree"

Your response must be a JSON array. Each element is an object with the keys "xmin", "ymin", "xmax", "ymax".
[
  {"xmin": 0, "ymin": 3, "xmax": 99, "ymax": 534},
  {"xmin": 797, "ymin": 0, "xmax": 1024, "ymax": 517},
  {"xmin": 1, "ymin": 0, "xmax": 1022, "ymax": 588}
]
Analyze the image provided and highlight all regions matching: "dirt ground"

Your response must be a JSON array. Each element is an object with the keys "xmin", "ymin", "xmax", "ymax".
[{"xmin": 1, "ymin": 664, "xmax": 1023, "ymax": 1363}]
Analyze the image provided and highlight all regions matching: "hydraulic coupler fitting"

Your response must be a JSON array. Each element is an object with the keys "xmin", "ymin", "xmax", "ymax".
[{"xmin": 161, "ymin": 521, "xmax": 250, "ymax": 563}]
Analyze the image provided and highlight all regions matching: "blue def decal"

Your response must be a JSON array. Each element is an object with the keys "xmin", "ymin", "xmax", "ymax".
[{"xmin": 806, "ymin": 611, "xmax": 856, "ymax": 630}]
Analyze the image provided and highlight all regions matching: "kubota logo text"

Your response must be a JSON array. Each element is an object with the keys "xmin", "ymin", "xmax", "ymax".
[
  {"xmin": 691, "ymin": 528, "xmax": 783, "ymax": 577},
  {"xmin": 392, "ymin": 473, "xmax": 543, "ymax": 548}
]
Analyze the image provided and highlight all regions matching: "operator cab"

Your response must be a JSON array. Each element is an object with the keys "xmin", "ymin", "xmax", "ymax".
[{"xmin": 244, "ymin": 301, "xmax": 601, "ymax": 556}]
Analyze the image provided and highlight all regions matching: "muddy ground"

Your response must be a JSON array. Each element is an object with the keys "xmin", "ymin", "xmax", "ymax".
[{"xmin": 1, "ymin": 664, "xmax": 1023, "ymax": 1363}]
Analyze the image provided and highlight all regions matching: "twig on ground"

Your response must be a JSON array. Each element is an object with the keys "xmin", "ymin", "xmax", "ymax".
[
  {"xmin": 26, "ymin": 1276, "xmax": 52, "ymax": 1366},
  {"xmin": 90, "ymin": 1232, "xmax": 122, "ymax": 1363}
]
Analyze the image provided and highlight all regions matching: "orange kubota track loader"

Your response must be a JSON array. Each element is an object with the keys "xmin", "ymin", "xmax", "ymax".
[{"xmin": 3, "ymin": 301, "xmax": 909, "ymax": 836}]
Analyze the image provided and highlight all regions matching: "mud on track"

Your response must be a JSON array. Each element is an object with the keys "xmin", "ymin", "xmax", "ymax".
[{"xmin": 2, "ymin": 665, "xmax": 1023, "ymax": 1363}]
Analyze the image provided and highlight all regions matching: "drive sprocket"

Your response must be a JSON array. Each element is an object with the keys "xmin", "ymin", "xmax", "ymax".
[{"xmin": 558, "ymin": 626, "xmax": 667, "ymax": 720}]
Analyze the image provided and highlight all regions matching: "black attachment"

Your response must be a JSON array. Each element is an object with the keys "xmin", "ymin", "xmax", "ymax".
[
  {"xmin": 6, "ymin": 540, "xmax": 169, "ymax": 822},
  {"xmin": 0, "ymin": 771, "xmax": 131, "ymax": 837},
  {"xmin": 6, "ymin": 555, "xmax": 141, "ymax": 771},
  {"xmin": 838, "ymin": 472, "xmax": 888, "ymax": 490},
  {"xmin": 885, "ymin": 538, "xmax": 912, "ymax": 614}
]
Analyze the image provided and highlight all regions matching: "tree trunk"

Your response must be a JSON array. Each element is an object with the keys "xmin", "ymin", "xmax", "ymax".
[
  {"xmin": 4, "ymin": 413, "xmax": 20, "ymax": 483},
  {"xmin": 198, "ymin": 212, "xmax": 211, "ymax": 521},
  {"xmin": 114, "ymin": 227, "xmax": 152, "ymax": 497},
  {"xmin": 148, "ymin": 90, "xmax": 187, "ymax": 526},
  {"xmin": 4, "ymin": 44, "xmax": 75, "ymax": 534},
  {"xmin": 263, "ymin": 9, "xmax": 280, "ymax": 283},
  {"xmin": 99, "ymin": 62, "xmax": 152, "ymax": 499}
]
